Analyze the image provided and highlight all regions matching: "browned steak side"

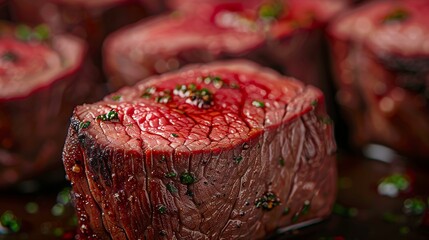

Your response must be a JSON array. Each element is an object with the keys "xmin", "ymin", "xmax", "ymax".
[{"xmin": 63, "ymin": 60, "xmax": 336, "ymax": 239}]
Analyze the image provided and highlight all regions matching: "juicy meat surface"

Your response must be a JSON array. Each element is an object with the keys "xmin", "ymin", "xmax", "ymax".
[
  {"xmin": 63, "ymin": 60, "xmax": 336, "ymax": 239},
  {"xmin": 328, "ymin": 0, "xmax": 429, "ymax": 158}
]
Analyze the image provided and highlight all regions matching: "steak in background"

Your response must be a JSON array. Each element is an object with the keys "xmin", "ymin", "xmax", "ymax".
[
  {"xmin": 103, "ymin": 0, "xmax": 348, "ymax": 92},
  {"xmin": 63, "ymin": 60, "xmax": 337, "ymax": 239},
  {"xmin": 328, "ymin": 0, "xmax": 429, "ymax": 159},
  {"xmin": 9, "ymin": 0, "xmax": 151, "ymax": 61},
  {"xmin": 0, "ymin": 22, "xmax": 101, "ymax": 187}
]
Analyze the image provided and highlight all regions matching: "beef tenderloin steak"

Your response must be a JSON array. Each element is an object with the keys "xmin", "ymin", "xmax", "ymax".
[
  {"xmin": 0, "ymin": 22, "xmax": 99, "ymax": 187},
  {"xmin": 103, "ymin": 0, "xmax": 348, "ymax": 90},
  {"xmin": 328, "ymin": 0, "xmax": 429, "ymax": 158},
  {"xmin": 63, "ymin": 60, "xmax": 337, "ymax": 239},
  {"xmin": 9, "ymin": 0, "xmax": 148, "ymax": 60}
]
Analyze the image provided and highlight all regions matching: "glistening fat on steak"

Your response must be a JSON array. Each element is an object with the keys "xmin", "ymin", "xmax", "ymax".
[
  {"xmin": 103, "ymin": 0, "xmax": 348, "ymax": 90},
  {"xmin": 328, "ymin": 0, "xmax": 429, "ymax": 158},
  {"xmin": 63, "ymin": 60, "xmax": 337, "ymax": 239},
  {"xmin": 0, "ymin": 22, "xmax": 100, "ymax": 187}
]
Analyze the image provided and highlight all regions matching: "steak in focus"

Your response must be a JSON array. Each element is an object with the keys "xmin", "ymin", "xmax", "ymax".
[{"xmin": 63, "ymin": 60, "xmax": 337, "ymax": 239}]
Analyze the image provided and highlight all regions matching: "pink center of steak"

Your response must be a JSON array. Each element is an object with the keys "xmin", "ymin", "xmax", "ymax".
[
  {"xmin": 0, "ymin": 38, "xmax": 63, "ymax": 99},
  {"xmin": 76, "ymin": 62, "xmax": 316, "ymax": 152}
]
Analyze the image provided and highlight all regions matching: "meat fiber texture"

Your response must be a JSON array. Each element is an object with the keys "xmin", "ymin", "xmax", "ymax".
[
  {"xmin": 9, "ymin": 0, "xmax": 149, "ymax": 60},
  {"xmin": 0, "ymin": 22, "xmax": 101, "ymax": 187},
  {"xmin": 328, "ymin": 0, "xmax": 429, "ymax": 158},
  {"xmin": 103, "ymin": 0, "xmax": 349, "ymax": 92},
  {"xmin": 63, "ymin": 60, "xmax": 337, "ymax": 239}
]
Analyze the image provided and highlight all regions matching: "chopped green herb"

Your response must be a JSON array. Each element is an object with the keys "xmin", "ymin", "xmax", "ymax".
[
  {"xmin": 203, "ymin": 76, "xmax": 212, "ymax": 84},
  {"xmin": 171, "ymin": 133, "xmax": 179, "ymax": 138},
  {"xmin": 382, "ymin": 212, "xmax": 406, "ymax": 224},
  {"xmin": 111, "ymin": 95, "xmax": 121, "ymax": 101},
  {"xmin": 97, "ymin": 110, "xmax": 119, "ymax": 122},
  {"xmin": 255, "ymin": 191, "xmax": 281, "ymax": 211},
  {"xmin": 383, "ymin": 8, "xmax": 409, "ymax": 24},
  {"xmin": 155, "ymin": 94, "xmax": 172, "ymax": 104},
  {"xmin": 252, "ymin": 100, "xmax": 265, "ymax": 108},
  {"xmin": 291, "ymin": 212, "xmax": 300, "ymax": 223},
  {"xmin": 1, "ymin": 51, "xmax": 18, "ymax": 62},
  {"xmin": 33, "ymin": 24, "xmax": 50, "ymax": 41},
  {"xmin": 25, "ymin": 202, "xmax": 39, "ymax": 214},
  {"xmin": 156, "ymin": 204, "xmax": 167, "ymax": 214},
  {"xmin": 79, "ymin": 121, "xmax": 90, "ymax": 129},
  {"xmin": 188, "ymin": 88, "xmax": 214, "ymax": 109},
  {"xmin": 378, "ymin": 173, "xmax": 410, "ymax": 197},
  {"xmin": 311, "ymin": 100, "xmax": 318, "ymax": 107},
  {"xmin": 188, "ymin": 83, "xmax": 197, "ymax": 91},
  {"xmin": 180, "ymin": 172, "xmax": 196, "ymax": 185},
  {"xmin": 229, "ymin": 83, "xmax": 240, "ymax": 89},
  {"xmin": 53, "ymin": 227, "xmax": 64, "ymax": 237},
  {"xmin": 279, "ymin": 157, "xmax": 285, "ymax": 166},
  {"xmin": 166, "ymin": 183, "xmax": 178, "ymax": 193},
  {"xmin": 141, "ymin": 87, "xmax": 156, "ymax": 98},
  {"xmin": 165, "ymin": 172, "xmax": 177, "ymax": 178},
  {"xmin": 283, "ymin": 207, "xmax": 290, "ymax": 215},
  {"xmin": 51, "ymin": 203, "xmax": 65, "ymax": 216},
  {"xmin": 332, "ymin": 203, "xmax": 358, "ymax": 218},
  {"xmin": 174, "ymin": 82, "xmax": 215, "ymax": 108},
  {"xmin": 0, "ymin": 211, "xmax": 21, "ymax": 233},
  {"xmin": 141, "ymin": 93, "xmax": 152, "ymax": 98},
  {"xmin": 107, "ymin": 110, "xmax": 118, "ymax": 120},
  {"xmin": 318, "ymin": 116, "xmax": 333, "ymax": 125},
  {"xmin": 57, "ymin": 188, "xmax": 71, "ymax": 205},
  {"xmin": 259, "ymin": 0, "xmax": 284, "ymax": 20},
  {"xmin": 15, "ymin": 24, "xmax": 51, "ymax": 42},
  {"xmin": 233, "ymin": 155, "xmax": 243, "ymax": 164},
  {"xmin": 15, "ymin": 24, "xmax": 32, "ymax": 41},
  {"xmin": 212, "ymin": 76, "xmax": 223, "ymax": 88},
  {"xmin": 403, "ymin": 198, "xmax": 426, "ymax": 215},
  {"xmin": 291, "ymin": 200, "xmax": 312, "ymax": 222},
  {"xmin": 301, "ymin": 200, "xmax": 311, "ymax": 215}
]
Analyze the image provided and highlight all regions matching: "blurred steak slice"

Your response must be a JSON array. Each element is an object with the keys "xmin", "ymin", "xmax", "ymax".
[
  {"xmin": 328, "ymin": 0, "xmax": 429, "ymax": 158},
  {"xmin": 103, "ymin": 0, "xmax": 348, "ymax": 90},
  {"xmin": 0, "ymin": 22, "xmax": 100, "ymax": 187},
  {"xmin": 9, "ymin": 0, "xmax": 150, "ymax": 59},
  {"xmin": 63, "ymin": 60, "xmax": 337, "ymax": 239}
]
